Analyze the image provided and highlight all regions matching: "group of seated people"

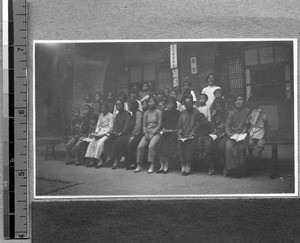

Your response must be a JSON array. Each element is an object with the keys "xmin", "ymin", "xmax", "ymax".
[{"xmin": 65, "ymin": 73, "xmax": 270, "ymax": 178}]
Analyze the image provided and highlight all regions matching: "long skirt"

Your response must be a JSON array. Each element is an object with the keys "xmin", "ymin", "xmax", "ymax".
[
  {"xmin": 212, "ymin": 136, "xmax": 227, "ymax": 166},
  {"xmin": 177, "ymin": 138, "xmax": 198, "ymax": 163},
  {"xmin": 110, "ymin": 135, "xmax": 131, "ymax": 161},
  {"xmin": 85, "ymin": 136, "xmax": 108, "ymax": 159},
  {"xmin": 198, "ymin": 135, "xmax": 213, "ymax": 155},
  {"xmin": 158, "ymin": 132, "xmax": 177, "ymax": 159},
  {"xmin": 225, "ymin": 137, "xmax": 247, "ymax": 171}
]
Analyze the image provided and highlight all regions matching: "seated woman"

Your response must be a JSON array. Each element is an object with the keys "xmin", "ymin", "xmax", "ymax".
[
  {"xmin": 124, "ymin": 100, "xmax": 144, "ymax": 170},
  {"xmin": 157, "ymin": 97, "xmax": 180, "ymax": 174},
  {"xmin": 79, "ymin": 114, "xmax": 99, "ymax": 166},
  {"xmin": 140, "ymin": 83, "xmax": 152, "ymax": 102},
  {"xmin": 142, "ymin": 100, "xmax": 148, "ymax": 113},
  {"xmin": 113, "ymin": 91, "xmax": 129, "ymax": 116},
  {"xmin": 206, "ymin": 97, "xmax": 228, "ymax": 175},
  {"xmin": 128, "ymin": 88, "xmax": 143, "ymax": 112},
  {"xmin": 134, "ymin": 95, "xmax": 162, "ymax": 174},
  {"xmin": 65, "ymin": 104, "xmax": 91, "ymax": 165},
  {"xmin": 92, "ymin": 91, "xmax": 103, "ymax": 116},
  {"xmin": 224, "ymin": 94, "xmax": 250, "ymax": 177},
  {"xmin": 105, "ymin": 99, "xmax": 132, "ymax": 169},
  {"xmin": 105, "ymin": 92, "xmax": 115, "ymax": 114},
  {"xmin": 177, "ymin": 95, "xmax": 201, "ymax": 176},
  {"xmin": 85, "ymin": 103, "xmax": 114, "ymax": 168},
  {"xmin": 169, "ymin": 89, "xmax": 183, "ymax": 111}
]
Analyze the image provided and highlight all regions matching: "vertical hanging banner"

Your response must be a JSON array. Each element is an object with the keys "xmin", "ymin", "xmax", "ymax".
[
  {"xmin": 191, "ymin": 57, "xmax": 197, "ymax": 74},
  {"xmin": 170, "ymin": 44, "xmax": 177, "ymax": 68},
  {"xmin": 170, "ymin": 44, "xmax": 178, "ymax": 87},
  {"xmin": 172, "ymin": 68, "xmax": 179, "ymax": 87}
]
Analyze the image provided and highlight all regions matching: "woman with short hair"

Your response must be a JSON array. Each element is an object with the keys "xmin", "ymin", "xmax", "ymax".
[{"xmin": 134, "ymin": 95, "xmax": 162, "ymax": 174}]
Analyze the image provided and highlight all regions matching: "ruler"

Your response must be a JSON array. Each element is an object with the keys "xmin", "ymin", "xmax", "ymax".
[{"xmin": 3, "ymin": 0, "xmax": 28, "ymax": 239}]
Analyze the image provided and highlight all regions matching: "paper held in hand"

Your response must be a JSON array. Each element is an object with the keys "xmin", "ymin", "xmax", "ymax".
[
  {"xmin": 159, "ymin": 129, "xmax": 176, "ymax": 135},
  {"xmin": 209, "ymin": 134, "xmax": 218, "ymax": 140},
  {"xmin": 230, "ymin": 133, "xmax": 247, "ymax": 142},
  {"xmin": 81, "ymin": 137, "xmax": 93, "ymax": 142},
  {"xmin": 178, "ymin": 136, "xmax": 194, "ymax": 142}
]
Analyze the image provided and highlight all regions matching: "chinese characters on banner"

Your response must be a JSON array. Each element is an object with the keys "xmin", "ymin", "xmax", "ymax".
[
  {"xmin": 172, "ymin": 69, "xmax": 179, "ymax": 87},
  {"xmin": 170, "ymin": 44, "xmax": 178, "ymax": 87},
  {"xmin": 170, "ymin": 44, "xmax": 177, "ymax": 68},
  {"xmin": 191, "ymin": 57, "xmax": 197, "ymax": 74}
]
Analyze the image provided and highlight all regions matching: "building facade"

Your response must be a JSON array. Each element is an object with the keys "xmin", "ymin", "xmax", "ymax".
[{"xmin": 35, "ymin": 41, "xmax": 294, "ymax": 140}]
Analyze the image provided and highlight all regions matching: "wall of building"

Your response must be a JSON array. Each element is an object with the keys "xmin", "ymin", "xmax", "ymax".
[
  {"xmin": 179, "ymin": 43, "xmax": 218, "ymax": 97},
  {"xmin": 72, "ymin": 58, "xmax": 107, "ymax": 110}
]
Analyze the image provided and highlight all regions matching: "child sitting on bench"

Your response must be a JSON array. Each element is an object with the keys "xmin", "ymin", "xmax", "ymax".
[{"xmin": 247, "ymin": 106, "xmax": 271, "ymax": 157}]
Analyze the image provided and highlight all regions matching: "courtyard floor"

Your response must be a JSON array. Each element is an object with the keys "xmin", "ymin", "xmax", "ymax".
[{"xmin": 35, "ymin": 143, "xmax": 295, "ymax": 197}]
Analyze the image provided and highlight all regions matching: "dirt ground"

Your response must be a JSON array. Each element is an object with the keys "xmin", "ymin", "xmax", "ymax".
[{"xmin": 35, "ymin": 151, "xmax": 295, "ymax": 197}]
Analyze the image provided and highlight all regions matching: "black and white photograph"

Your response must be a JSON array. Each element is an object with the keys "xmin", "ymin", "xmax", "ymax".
[{"xmin": 33, "ymin": 40, "xmax": 297, "ymax": 198}]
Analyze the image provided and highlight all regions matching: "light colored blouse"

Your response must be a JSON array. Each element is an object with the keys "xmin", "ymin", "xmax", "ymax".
[
  {"xmin": 95, "ymin": 112, "xmax": 114, "ymax": 136},
  {"xmin": 201, "ymin": 85, "xmax": 221, "ymax": 108},
  {"xmin": 198, "ymin": 105, "xmax": 211, "ymax": 122},
  {"xmin": 143, "ymin": 108, "xmax": 162, "ymax": 134}
]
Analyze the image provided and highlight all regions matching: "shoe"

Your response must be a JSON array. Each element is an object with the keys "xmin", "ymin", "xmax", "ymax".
[
  {"xmin": 156, "ymin": 169, "xmax": 163, "ymax": 174},
  {"xmin": 134, "ymin": 169, "xmax": 142, "ymax": 173},
  {"xmin": 95, "ymin": 164, "xmax": 103, "ymax": 169},
  {"xmin": 112, "ymin": 165, "xmax": 118, "ymax": 170},
  {"xmin": 185, "ymin": 172, "xmax": 190, "ymax": 176},
  {"xmin": 86, "ymin": 161, "xmax": 96, "ymax": 167},
  {"xmin": 126, "ymin": 164, "xmax": 136, "ymax": 170},
  {"xmin": 148, "ymin": 170, "xmax": 154, "ymax": 174},
  {"xmin": 208, "ymin": 168, "xmax": 214, "ymax": 175},
  {"xmin": 163, "ymin": 170, "xmax": 169, "ymax": 174},
  {"xmin": 65, "ymin": 160, "xmax": 75, "ymax": 165},
  {"xmin": 181, "ymin": 171, "xmax": 186, "ymax": 176}
]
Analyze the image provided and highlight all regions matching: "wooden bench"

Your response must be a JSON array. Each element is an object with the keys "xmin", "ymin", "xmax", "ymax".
[
  {"xmin": 265, "ymin": 138, "xmax": 294, "ymax": 179},
  {"xmin": 36, "ymin": 137, "xmax": 69, "ymax": 160}
]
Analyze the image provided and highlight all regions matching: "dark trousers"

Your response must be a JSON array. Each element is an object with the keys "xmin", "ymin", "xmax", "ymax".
[
  {"xmin": 110, "ymin": 135, "xmax": 131, "ymax": 161},
  {"xmin": 66, "ymin": 136, "xmax": 88, "ymax": 161},
  {"xmin": 177, "ymin": 138, "xmax": 197, "ymax": 163}
]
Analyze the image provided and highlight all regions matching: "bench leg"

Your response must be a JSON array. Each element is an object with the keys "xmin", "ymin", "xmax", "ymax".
[
  {"xmin": 52, "ymin": 143, "xmax": 56, "ymax": 160},
  {"xmin": 45, "ymin": 145, "xmax": 49, "ymax": 161},
  {"xmin": 270, "ymin": 144, "xmax": 278, "ymax": 179}
]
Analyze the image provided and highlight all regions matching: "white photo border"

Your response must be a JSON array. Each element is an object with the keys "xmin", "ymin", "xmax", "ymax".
[{"xmin": 33, "ymin": 38, "xmax": 298, "ymax": 200}]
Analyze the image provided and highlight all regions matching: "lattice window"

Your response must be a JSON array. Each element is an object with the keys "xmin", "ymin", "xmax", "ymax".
[{"xmin": 228, "ymin": 57, "xmax": 243, "ymax": 95}]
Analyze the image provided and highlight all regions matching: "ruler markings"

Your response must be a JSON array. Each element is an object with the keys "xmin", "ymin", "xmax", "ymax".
[{"xmin": 4, "ymin": 0, "xmax": 28, "ymax": 239}]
